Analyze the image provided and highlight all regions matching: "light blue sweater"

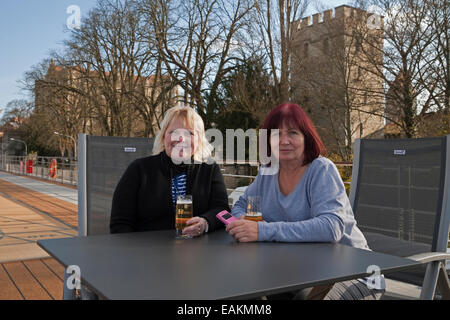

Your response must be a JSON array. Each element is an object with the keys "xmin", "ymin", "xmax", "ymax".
[{"xmin": 231, "ymin": 157, "xmax": 369, "ymax": 249}]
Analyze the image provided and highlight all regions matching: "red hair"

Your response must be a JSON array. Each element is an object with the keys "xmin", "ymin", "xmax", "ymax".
[{"xmin": 261, "ymin": 103, "xmax": 326, "ymax": 165}]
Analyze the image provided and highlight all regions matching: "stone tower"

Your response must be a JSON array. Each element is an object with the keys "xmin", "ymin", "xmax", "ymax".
[{"xmin": 291, "ymin": 5, "xmax": 385, "ymax": 157}]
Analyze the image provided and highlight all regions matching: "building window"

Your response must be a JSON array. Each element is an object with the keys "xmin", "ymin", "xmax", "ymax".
[
  {"xmin": 302, "ymin": 95, "xmax": 309, "ymax": 105},
  {"xmin": 355, "ymin": 36, "xmax": 362, "ymax": 53},
  {"xmin": 356, "ymin": 66, "xmax": 362, "ymax": 80},
  {"xmin": 323, "ymin": 38, "xmax": 329, "ymax": 54}
]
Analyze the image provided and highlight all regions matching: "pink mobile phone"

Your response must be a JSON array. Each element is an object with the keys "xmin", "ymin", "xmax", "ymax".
[{"xmin": 216, "ymin": 210, "xmax": 237, "ymax": 225}]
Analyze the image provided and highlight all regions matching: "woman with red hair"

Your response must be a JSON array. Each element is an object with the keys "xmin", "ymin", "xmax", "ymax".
[{"xmin": 226, "ymin": 103, "xmax": 385, "ymax": 300}]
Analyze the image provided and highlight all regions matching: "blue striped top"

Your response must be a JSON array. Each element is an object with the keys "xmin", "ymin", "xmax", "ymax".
[{"xmin": 172, "ymin": 173, "xmax": 187, "ymax": 210}]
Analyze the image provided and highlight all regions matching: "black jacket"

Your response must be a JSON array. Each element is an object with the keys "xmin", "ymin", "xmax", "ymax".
[{"xmin": 110, "ymin": 152, "xmax": 229, "ymax": 233}]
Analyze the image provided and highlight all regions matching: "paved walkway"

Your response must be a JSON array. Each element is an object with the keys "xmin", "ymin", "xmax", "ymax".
[
  {"xmin": 0, "ymin": 173, "xmax": 78, "ymax": 229},
  {"xmin": 0, "ymin": 172, "xmax": 77, "ymax": 204}
]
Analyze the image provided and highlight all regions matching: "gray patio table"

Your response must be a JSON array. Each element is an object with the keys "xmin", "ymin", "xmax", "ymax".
[{"xmin": 37, "ymin": 229, "xmax": 422, "ymax": 300}]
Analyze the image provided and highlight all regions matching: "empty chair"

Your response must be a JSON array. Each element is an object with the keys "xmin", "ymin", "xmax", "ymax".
[
  {"xmin": 77, "ymin": 134, "xmax": 155, "ymax": 236},
  {"xmin": 349, "ymin": 136, "xmax": 450, "ymax": 299},
  {"xmin": 63, "ymin": 134, "xmax": 154, "ymax": 299}
]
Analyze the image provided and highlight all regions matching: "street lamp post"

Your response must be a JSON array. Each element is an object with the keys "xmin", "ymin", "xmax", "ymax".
[
  {"xmin": 0, "ymin": 132, "xmax": 4, "ymax": 170},
  {"xmin": 54, "ymin": 132, "xmax": 77, "ymax": 160},
  {"xmin": 10, "ymin": 138, "xmax": 27, "ymax": 157},
  {"xmin": 0, "ymin": 139, "xmax": 2, "ymax": 170}
]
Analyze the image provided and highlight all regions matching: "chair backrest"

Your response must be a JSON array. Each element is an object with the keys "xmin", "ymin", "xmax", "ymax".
[
  {"xmin": 349, "ymin": 136, "xmax": 450, "ymax": 255},
  {"xmin": 78, "ymin": 134, "xmax": 154, "ymax": 236}
]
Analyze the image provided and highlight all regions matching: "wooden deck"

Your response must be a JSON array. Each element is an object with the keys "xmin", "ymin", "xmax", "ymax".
[
  {"xmin": 0, "ymin": 258, "xmax": 64, "ymax": 300},
  {"xmin": 0, "ymin": 175, "xmax": 76, "ymax": 300}
]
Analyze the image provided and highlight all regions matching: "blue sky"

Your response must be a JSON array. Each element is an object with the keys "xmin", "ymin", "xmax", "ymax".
[
  {"xmin": 0, "ymin": 0, "xmax": 96, "ymax": 112},
  {"xmin": 0, "ymin": 0, "xmax": 350, "ymax": 114}
]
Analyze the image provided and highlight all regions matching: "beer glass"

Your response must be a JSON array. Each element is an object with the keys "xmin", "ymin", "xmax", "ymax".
[
  {"xmin": 175, "ymin": 194, "xmax": 193, "ymax": 238},
  {"xmin": 245, "ymin": 195, "xmax": 263, "ymax": 222}
]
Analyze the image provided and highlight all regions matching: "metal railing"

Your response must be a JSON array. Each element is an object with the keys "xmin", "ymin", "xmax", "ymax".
[
  {"xmin": 222, "ymin": 162, "xmax": 353, "ymax": 197},
  {"xmin": 0, "ymin": 155, "xmax": 353, "ymax": 191},
  {"xmin": 222, "ymin": 162, "xmax": 352, "ymax": 187},
  {"xmin": 0, "ymin": 155, "xmax": 77, "ymax": 186}
]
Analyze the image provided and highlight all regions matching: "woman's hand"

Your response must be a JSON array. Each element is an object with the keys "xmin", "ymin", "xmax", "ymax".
[
  {"xmin": 226, "ymin": 216, "xmax": 258, "ymax": 242},
  {"xmin": 183, "ymin": 216, "xmax": 207, "ymax": 237}
]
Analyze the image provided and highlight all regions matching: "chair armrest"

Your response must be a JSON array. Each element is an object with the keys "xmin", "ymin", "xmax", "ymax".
[
  {"xmin": 410, "ymin": 252, "xmax": 450, "ymax": 300},
  {"xmin": 406, "ymin": 252, "xmax": 450, "ymax": 264}
]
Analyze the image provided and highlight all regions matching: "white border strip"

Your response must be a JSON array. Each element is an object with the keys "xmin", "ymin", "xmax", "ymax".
[
  {"xmin": 77, "ymin": 133, "xmax": 87, "ymax": 237},
  {"xmin": 437, "ymin": 135, "xmax": 450, "ymax": 252},
  {"xmin": 349, "ymin": 139, "xmax": 361, "ymax": 210}
]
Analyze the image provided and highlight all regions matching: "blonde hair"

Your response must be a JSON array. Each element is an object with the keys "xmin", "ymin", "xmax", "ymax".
[{"xmin": 152, "ymin": 106, "xmax": 213, "ymax": 162}]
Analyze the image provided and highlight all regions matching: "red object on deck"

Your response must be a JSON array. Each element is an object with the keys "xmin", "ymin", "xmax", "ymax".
[{"xmin": 26, "ymin": 160, "xmax": 33, "ymax": 174}]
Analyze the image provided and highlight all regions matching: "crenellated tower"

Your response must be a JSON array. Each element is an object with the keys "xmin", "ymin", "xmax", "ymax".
[{"xmin": 291, "ymin": 5, "xmax": 385, "ymax": 156}]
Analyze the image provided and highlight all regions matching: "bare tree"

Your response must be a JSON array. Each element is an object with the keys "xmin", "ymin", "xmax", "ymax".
[
  {"xmin": 18, "ymin": 0, "xmax": 181, "ymax": 157},
  {"xmin": 62, "ymin": 0, "xmax": 145, "ymax": 136},
  {"xmin": 0, "ymin": 100, "xmax": 33, "ymax": 127},
  {"xmin": 21, "ymin": 58, "xmax": 90, "ymax": 156},
  {"xmin": 355, "ymin": 0, "xmax": 437, "ymax": 138},
  {"xmin": 57, "ymin": 0, "xmax": 179, "ymax": 137},
  {"xmin": 291, "ymin": 5, "xmax": 385, "ymax": 159},
  {"xmin": 217, "ymin": 56, "xmax": 278, "ymax": 126},
  {"xmin": 251, "ymin": 0, "xmax": 310, "ymax": 103},
  {"xmin": 141, "ymin": 0, "xmax": 255, "ymax": 125},
  {"xmin": 422, "ymin": 0, "xmax": 450, "ymax": 134}
]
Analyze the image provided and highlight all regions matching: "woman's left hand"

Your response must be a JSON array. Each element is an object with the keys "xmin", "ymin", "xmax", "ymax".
[
  {"xmin": 226, "ymin": 217, "xmax": 258, "ymax": 242},
  {"xmin": 183, "ymin": 216, "xmax": 207, "ymax": 237}
]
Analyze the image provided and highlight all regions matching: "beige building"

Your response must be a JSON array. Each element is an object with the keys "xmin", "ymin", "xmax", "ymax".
[
  {"xmin": 291, "ymin": 5, "xmax": 385, "ymax": 157},
  {"xmin": 35, "ymin": 61, "xmax": 180, "ymax": 139}
]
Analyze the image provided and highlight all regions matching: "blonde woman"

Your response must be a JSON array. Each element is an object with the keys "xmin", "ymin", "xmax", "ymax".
[{"xmin": 110, "ymin": 106, "xmax": 229, "ymax": 236}]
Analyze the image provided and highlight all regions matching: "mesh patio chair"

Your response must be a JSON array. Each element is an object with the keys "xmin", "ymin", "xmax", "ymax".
[
  {"xmin": 63, "ymin": 134, "xmax": 154, "ymax": 299},
  {"xmin": 349, "ymin": 136, "xmax": 450, "ymax": 300}
]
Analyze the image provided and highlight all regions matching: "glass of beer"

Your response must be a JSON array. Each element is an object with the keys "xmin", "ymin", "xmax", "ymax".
[
  {"xmin": 175, "ymin": 194, "xmax": 193, "ymax": 239},
  {"xmin": 245, "ymin": 195, "xmax": 263, "ymax": 222}
]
